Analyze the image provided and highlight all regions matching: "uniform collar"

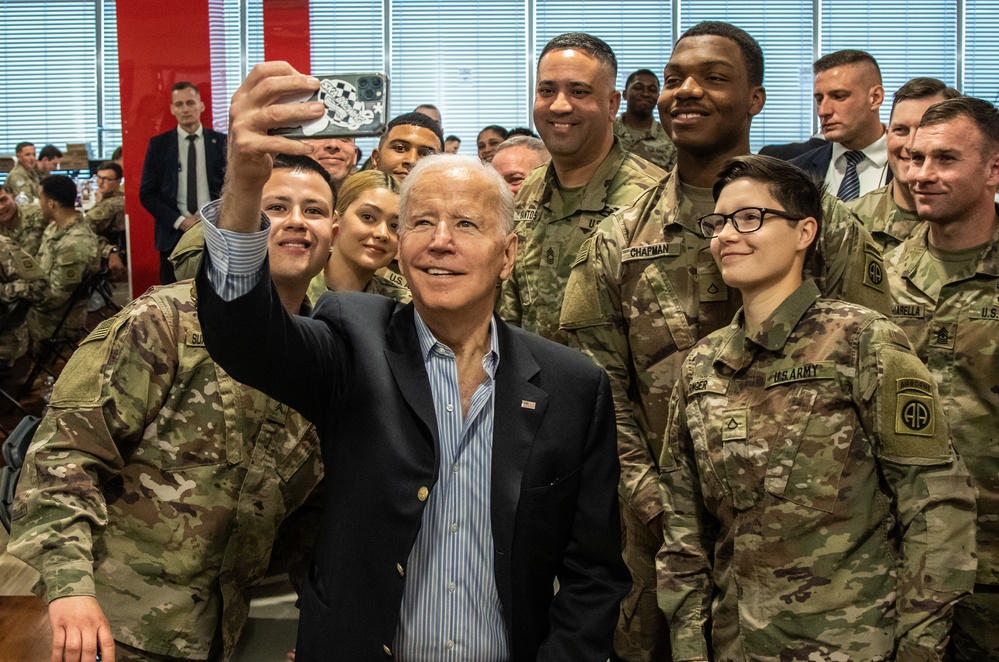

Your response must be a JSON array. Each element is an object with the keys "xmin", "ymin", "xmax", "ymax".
[
  {"xmin": 542, "ymin": 139, "xmax": 628, "ymax": 217},
  {"xmin": 899, "ymin": 209, "xmax": 999, "ymax": 280}
]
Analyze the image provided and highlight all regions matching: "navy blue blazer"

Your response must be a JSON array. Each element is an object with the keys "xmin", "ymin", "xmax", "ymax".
[
  {"xmin": 139, "ymin": 127, "xmax": 226, "ymax": 253},
  {"xmin": 196, "ymin": 262, "xmax": 630, "ymax": 661},
  {"xmin": 789, "ymin": 141, "xmax": 893, "ymax": 189}
]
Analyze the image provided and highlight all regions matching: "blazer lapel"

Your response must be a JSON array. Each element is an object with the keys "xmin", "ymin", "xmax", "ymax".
[
  {"xmin": 491, "ymin": 321, "xmax": 548, "ymax": 550},
  {"xmin": 384, "ymin": 304, "xmax": 440, "ymax": 452}
]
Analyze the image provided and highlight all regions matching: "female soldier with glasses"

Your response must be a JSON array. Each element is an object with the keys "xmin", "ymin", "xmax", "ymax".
[{"xmin": 656, "ymin": 154, "xmax": 976, "ymax": 662}]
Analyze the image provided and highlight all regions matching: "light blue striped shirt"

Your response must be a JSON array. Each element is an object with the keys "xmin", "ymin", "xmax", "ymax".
[{"xmin": 200, "ymin": 200, "xmax": 510, "ymax": 659}]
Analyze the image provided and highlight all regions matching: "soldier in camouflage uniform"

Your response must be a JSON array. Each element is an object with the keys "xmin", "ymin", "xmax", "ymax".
[
  {"xmin": 884, "ymin": 97, "xmax": 999, "ymax": 661},
  {"xmin": 0, "ymin": 188, "xmax": 48, "ymax": 257},
  {"xmin": 658, "ymin": 155, "xmax": 976, "ymax": 662},
  {"xmin": 85, "ymin": 161, "xmax": 128, "ymax": 277},
  {"xmin": 561, "ymin": 24, "xmax": 891, "ymax": 662},
  {"xmin": 0, "ymin": 234, "xmax": 47, "ymax": 365},
  {"xmin": 497, "ymin": 32, "xmax": 667, "ymax": 349},
  {"xmin": 494, "ymin": 33, "xmax": 667, "ymax": 661},
  {"xmin": 7, "ymin": 154, "xmax": 334, "ymax": 662},
  {"xmin": 614, "ymin": 69, "xmax": 677, "ymax": 171},
  {"xmin": 306, "ymin": 170, "xmax": 411, "ymax": 305},
  {"xmin": 847, "ymin": 77, "xmax": 960, "ymax": 252},
  {"xmin": 3, "ymin": 141, "xmax": 41, "ymax": 200},
  {"xmin": 26, "ymin": 175, "xmax": 101, "ymax": 349}
]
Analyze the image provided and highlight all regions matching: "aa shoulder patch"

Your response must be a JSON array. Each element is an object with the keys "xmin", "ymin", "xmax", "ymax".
[{"xmin": 879, "ymin": 348, "xmax": 950, "ymax": 462}]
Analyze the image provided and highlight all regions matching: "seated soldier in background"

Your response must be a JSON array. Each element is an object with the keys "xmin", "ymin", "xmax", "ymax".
[
  {"xmin": 0, "ymin": 234, "xmax": 48, "ymax": 366},
  {"xmin": 0, "ymin": 188, "xmax": 48, "ymax": 257},
  {"xmin": 85, "ymin": 161, "xmax": 127, "ymax": 278},
  {"xmin": 26, "ymin": 175, "xmax": 100, "ymax": 349},
  {"xmin": 7, "ymin": 153, "xmax": 331, "ymax": 662},
  {"xmin": 3, "ymin": 142, "xmax": 41, "ymax": 201}
]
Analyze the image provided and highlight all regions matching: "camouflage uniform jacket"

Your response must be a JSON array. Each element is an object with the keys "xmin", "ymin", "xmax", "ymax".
[
  {"xmin": 560, "ymin": 169, "xmax": 893, "ymax": 527},
  {"xmin": 846, "ymin": 180, "xmax": 921, "ymax": 253},
  {"xmin": 306, "ymin": 269, "xmax": 412, "ymax": 307},
  {"xmin": 0, "ymin": 234, "xmax": 48, "ymax": 363},
  {"xmin": 658, "ymin": 280, "xmax": 977, "ymax": 662},
  {"xmin": 0, "ymin": 203, "xmax": 48, "ymax": 257},
  {"xmin": 84, "ymin": 191, "xmax": 126, "ymax": 260},
  {"xmin": 169, "ymin": 219, "xmax": 206, "ymax": 281},
  {"xmin": 885, "ymin": 219, "xmax": 999, "ymax": 586},
  {"xmin": 3, "ymin": 164, "xmax": 41, "ymax": 199},
  {"xmin": 8, "ymin": 281, "xmax": 323, "ymax": 660},
  {"xmin": 613, "ymin": 114, "xmax": 677, "ymax": 171},
  {"xmin": 26, "ymin": 213, "xmax": 100, "ymax": 343},
  {"xmin": 496, "ymin": 140, "xmax": 667, "ymax": 345}
]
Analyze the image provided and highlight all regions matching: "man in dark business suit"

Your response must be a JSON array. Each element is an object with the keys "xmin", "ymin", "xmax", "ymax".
[
  {"xmin": 140, "ymin": 81, "xmax": 226, "ymax": 284},
  {"xmin": 196, "ymin": 62, "xmax": 629, "ymax": 662}
]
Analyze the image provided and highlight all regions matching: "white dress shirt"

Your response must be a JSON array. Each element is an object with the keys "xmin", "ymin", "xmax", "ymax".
[
  {"xmin": 825, "ymin": 131, "xmax": 890, "ymax": 198},
  {"xmin": 175, "ymin": 124, "xmax": 211, "ymax": 227}
]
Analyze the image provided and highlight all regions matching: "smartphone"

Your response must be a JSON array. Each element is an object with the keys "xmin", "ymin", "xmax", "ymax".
[{"xmin": 271, "ymin": 73, "xmax": 388, "ymax": 139}]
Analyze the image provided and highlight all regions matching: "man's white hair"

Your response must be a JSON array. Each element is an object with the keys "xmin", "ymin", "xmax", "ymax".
[{"xmin": 399, "ymin": 154, "xmax": 515, "ymax": 237}]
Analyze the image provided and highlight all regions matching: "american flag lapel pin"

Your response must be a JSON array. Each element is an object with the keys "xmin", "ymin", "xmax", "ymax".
[{"xmin": 521, "ymin": 400, "xmax": 536, "ymax": 410}]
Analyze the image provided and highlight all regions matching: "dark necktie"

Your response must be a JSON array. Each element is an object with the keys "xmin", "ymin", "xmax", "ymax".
[
  {"xmin": 186, "ymin": 134, "xmax": 199, "ymax": 215},
  {"xmin": 837, "ymin": 150, "xmax": 864, "ymax": 201}
]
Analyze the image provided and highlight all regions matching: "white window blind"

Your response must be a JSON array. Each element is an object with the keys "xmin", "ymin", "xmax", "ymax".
[
  {"xmin": 534, "ymin": 0, "xmax": 673, "ymax": 125},
  {"xmin": 0, "ymin": 0, "xmax": 99, "ymax": 155},
  {"xmin": 389, "ymin": 0, "xmax": 529, "ymax": 147},
  {"xmin": 680, "ymin": 1, "xmax": 815, "ymax": 152},
  {"xmin": 101, "ymin": 0, "xmax": 121, "ymax": 157},
  {"xmin": 210, "ymin": 0, "xmax": 265, "ymax": 132},
  {"xmin": 964, "ymin": 0, "xmax": 999, "ymax": 105},
  {"xmin": 820, "ymin": 0, "xmax": 958, "ymax": 126}
]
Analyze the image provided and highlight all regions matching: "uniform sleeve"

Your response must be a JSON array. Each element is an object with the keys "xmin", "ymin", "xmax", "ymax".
[
  {"xmin": 84, "ymin": 200, "xmax": 116, "ymax": 236},
  {"xmin": 854, "ymin": 318, "xmax": 977, "ymax": 659},
  {"xmin": 656, "ymin": 381, "xmax": 714, "ymax": 662},
  {"xmin": 0, "ymin": 243, "xmax": 47, "ymax": 303},
  {"xmin": 3, "ymin": 170, "xmax": 36, "ymax": 198},
  {"xmin": 7, "ymin": 298, "xmax": 179, "ymax": 602},
  {"xmin": 812, "ymin": 195, "xmax": 893, "ymax": 315},
  {"xmin": 563, "ymin": 228, "xmax": 663, "ymax": 527}
]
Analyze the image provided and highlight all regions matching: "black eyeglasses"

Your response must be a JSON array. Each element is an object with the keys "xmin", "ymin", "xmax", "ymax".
[{"xmin": 698, "ymin": 207, "xmax": 805, "ymax": 239}]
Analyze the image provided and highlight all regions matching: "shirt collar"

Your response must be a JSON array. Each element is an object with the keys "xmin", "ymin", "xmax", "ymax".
[
  {"xmin": 413, "ymin": 310, "xmax": 501, "ymax": 376},
  {"xmin": 830, "ymin": 129, "xmax": 888, "ymax": 169},
  {"xmin": 177, "ymin": 124, "xmax": 205, "ymax": 140}
]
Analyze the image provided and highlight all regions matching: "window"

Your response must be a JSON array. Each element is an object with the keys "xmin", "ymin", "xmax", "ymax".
[{"xmin": 964, "ymin": 0, "xmax": 999, "ymax": 104}]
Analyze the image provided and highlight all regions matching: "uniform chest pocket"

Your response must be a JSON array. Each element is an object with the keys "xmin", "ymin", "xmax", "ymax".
[
  {"xmin": 764, "ymin": 386, "xmax": 852, "ymax": 514},
  {"xmin": 630, "ymin": 258, "xmax": 696, "ymax": 368}
]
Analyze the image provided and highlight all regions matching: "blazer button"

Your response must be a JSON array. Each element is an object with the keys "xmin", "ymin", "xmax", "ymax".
[
  {"xmin": 383, "ymin": 644, "xmax": 393, "ymax": 657},
  {"xmin": 417, "ymin": 486, "xmax": 429, "ymax": 501},
  {"xmin": 396, "ymin": 563, "xmax": 405, "ymax": 577}
]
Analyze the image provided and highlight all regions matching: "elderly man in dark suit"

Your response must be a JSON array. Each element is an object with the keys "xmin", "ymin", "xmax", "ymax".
[
  {"xmin": 196, "ymin": 62, "xmax": 629, "ymax": 662},
  {"xmin": 139, "ymin": 81, "xmax": 226, "ymax": 284}
]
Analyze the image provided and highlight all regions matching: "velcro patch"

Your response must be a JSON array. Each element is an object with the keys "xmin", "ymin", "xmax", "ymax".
[
  {"xmin": 895, "ymin": 378, "xmax": 935, "ymax": 438},
  {"xmin": 969, "ymin": 306, "xmax": 999, "ymax": 321},
  {"xmin": 891, "ymin": 303, "xmax": 925, "ymax": 318},
  {"xmin": 186, "ymin": 331, "xmax": 205, "ymax": 347},
  {"xmin": 720, "ymin": 408, "xmax": 748, "ymax": 442},
  {"xmin": 14, "ymin": 254, "xmax": 44, "ymax": 280},
  {"xmin": 621, "ymin": 242, "xmax": 681, "ymax": 263},
  {"xmin": 863, "ymin": 255, "xmax": 886, "ymax": 291},
  {"xmin": 688, "ymin": 376, "xmax": 727, "ymax": 398},
  {"xmin": 542, "ymin": 242, "xmax": 560, "ymax": 269},
  {"xmin": 699, "ymin": 274, "xmax": 728, "ymax": 302},
  {"xmin": 879, "ymin": 349, "xmax": 950, "ymax": 462},
  {"xmin": 765, "ymin": 361, "xmax": 835, "ymax": 388}
]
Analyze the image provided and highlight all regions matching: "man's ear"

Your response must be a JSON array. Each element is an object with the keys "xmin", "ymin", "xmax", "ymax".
[
  {"xmin": 797, "ymin": 216, "xmax": 818, "ymax": 253},
  {"xmin": 370, "ymin": 148, "xmax": 381, "ymax": 169}
]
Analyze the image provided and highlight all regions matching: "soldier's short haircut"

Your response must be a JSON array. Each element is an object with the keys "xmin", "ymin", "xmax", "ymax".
[
  {"xmin": 445, "ymin": 135, "xmax": 461, "ymax": 144},
  {"xmin": 172, "ymin": 81, "xmax": 201, "ymax": 96},
  {"xmin": 540, "ymin": 33, "xmax": 618, "ymax": 79},
  {"xmin": 400, "ymin": 154, "xmax": 514, "ymax": 237},
  {"xmin": 625, "ymin": 68, "xmax": 659, "ymax": 89},
  {"xmin": 273, "ymin": 153, "xmax": 337, "ymax": 207},
  {"xmin": 713, "ymin": 155, "xmax": 823, "ymax": 263},
  {"xmin": 111, "ymin": 146, "xmax": 123, "ymax": 161},
  {"xmin": 494, "ymin": 135, "xmax": 550, "ymax": 158},
  {"xmin": 891, "ymin": 78, "xmax": 961, "ymax": 118},
  {"xmin": 414, "ymin": 103, "xmax": 439, "ymax": 113},
  {"xmin": 919, "ymin": 96, "xmax": 999, "ymax": 157},
  {"xmin": 14, "ymin": 142, "xmax": 33, "ymax": 155},
  {"xmin": 813, "ymin": 50, "xmax": 881, "ymax": 81},
  {"xmin": 378, "ymin": 112, "xmax": 444, "ymax": 152},
  {"xmin": 97, "ymin": 161, "xmax": 123, "ymax": 180},
  {"xmin": 678, "ymin": 22, "xmax": 764, "ymax": 87},
  {"xmin": 38, "ymin": 145, "xmax": 62, "ymax": 161},
  {"xmin": 40, "ymin": 175, "xmax": 78, "ymax": 209},
  {"xmin": 506, "ymin": 127, "xmax": 537, "ymax": 138}
]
